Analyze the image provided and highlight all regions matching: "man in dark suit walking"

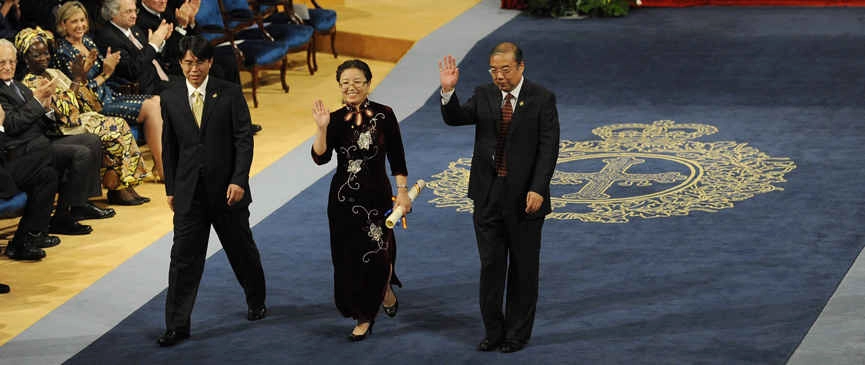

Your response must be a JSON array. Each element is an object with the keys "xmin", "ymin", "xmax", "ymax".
[
  {"xmin": 157, "ymin": 34, "xmax": 266, "ymax": 347},
  {"xmin": 438, "ymin": 42, "xmax": 560, "ymax": 353}
]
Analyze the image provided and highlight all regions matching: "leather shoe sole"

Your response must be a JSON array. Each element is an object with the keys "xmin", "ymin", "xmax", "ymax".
[
  {"xmin": 33, "ymin": 234, "xmax": 61, "ymax": 248},
  {"xmin": 247, "ymin": 306, "xmax": 267, "ymax": 321},
  {"xmin": 71, "ymin": 204, "xmax": 116, "ymax": 220},
  {"xmin": 49, "ymin": 222, "xmax": 92, "ymax": 235},
  {"xmin": 5, "ymin": 246, "xmax": 46, "ymax": 261},
  {"xmin": 477, "ymin": 338, "xmax": 503, "ymax": 352},
  {"xmin": 500, "ymin": 341, "xmax": 525, "ymax": 353},
  {"xmin": 157, "ymin": 330, "xmax": 190, "ymax": 347}
]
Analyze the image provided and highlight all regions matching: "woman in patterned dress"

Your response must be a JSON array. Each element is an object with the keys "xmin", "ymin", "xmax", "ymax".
[
  {"xmin": 312, "ymin": 60, "xmax": 411, "ymax": 341},
  {"xmin": 15, "ymin": 27, "xmax": 148, "ymax": 205},
  {"xmin": 52, "ymin": 1, "xmax": 165, "ymax": 181}
]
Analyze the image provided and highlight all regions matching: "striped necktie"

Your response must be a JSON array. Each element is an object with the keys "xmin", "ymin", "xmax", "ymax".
[{"xmin": 495, "ymin": 93, "xmax": 514, "ymax": 177}]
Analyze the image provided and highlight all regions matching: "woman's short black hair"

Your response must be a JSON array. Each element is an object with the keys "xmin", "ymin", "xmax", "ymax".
[
  {"xmin": 178, "ymin": 34, "xmax": 214, "ymax": 60},
  {"xmin": 336, "ymin": 59, "xmax": 372, "ymax": 82}
]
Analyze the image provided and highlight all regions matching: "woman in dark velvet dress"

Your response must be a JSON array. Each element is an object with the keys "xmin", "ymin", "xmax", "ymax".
[{"xmin": 312, "ymin": 59, "xmax": 411, "ymax": 341}]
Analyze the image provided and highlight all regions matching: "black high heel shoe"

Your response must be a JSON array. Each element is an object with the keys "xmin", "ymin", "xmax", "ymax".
[
  {"xmin": 383, "ymin": 295, "xmax": 399, "ymax": 318},
  {"xmin": 349, "ymin": 321, "xmax": 374, "ymax": 342}
]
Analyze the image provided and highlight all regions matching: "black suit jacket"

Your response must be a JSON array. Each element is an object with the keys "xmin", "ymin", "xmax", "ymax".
[
  {"xmin": 0, "ymin": 81, "xmax": 52, "ymax": 149},
  {"xmin": 441, "ymin": 79, "xmax": 560, "ymax": 217},
  {"xmin": 136, "ymin": 8, "xmax": 198, "ymax": 77},
  {"xmin": 93, "ymin": 23, "xmax": 160, "ymax": 94},
  {"xmin": 161, "ymin": 77, "xmax": 254, "ymax": 215}
]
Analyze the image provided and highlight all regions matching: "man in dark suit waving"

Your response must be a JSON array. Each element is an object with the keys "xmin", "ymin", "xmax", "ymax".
[
  {"xmin": 157, "ymin": 34, "xmax": 266, "ymax": 347},
  {"xmin": 438, "ymin": 42, "xmax": 560, "ymax": 353}
]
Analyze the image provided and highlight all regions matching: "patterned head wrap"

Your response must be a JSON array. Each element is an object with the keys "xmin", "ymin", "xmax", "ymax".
[{"xmin": 14, "ymin": 27, "xmax": 55, "ymax": 56}]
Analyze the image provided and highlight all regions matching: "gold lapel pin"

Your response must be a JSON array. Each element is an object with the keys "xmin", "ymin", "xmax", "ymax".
[
  {"xmin": 519, "ymin": 100, "xmax": 525, "ymax": 107},
  {"xmin": 212, "ymin": 93, "xmax": 218, "ymax": 98}
]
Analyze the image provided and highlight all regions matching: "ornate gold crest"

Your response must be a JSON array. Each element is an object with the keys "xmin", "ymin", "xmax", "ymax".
[{"xmin": 427, "ymin": 120, "xmax": 796, "ymax": 223}]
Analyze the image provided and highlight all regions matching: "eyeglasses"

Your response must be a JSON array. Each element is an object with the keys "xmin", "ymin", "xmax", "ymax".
[
  {"xmin": 181, "ymin": 60, "xmax": 209, "ymax": 69},
  {"xmin": 339, "ymin": 80, "xmax": 368, "ymax": 89},
  {"xmin": 488, "ymin": 65, "xmax": 517, "ymax": 76}
]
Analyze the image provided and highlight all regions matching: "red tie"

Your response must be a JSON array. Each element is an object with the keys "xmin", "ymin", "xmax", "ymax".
[
  {"xmin": 127, "ymin": 31, "xmax": 170, "ymax": 81},
  {"xmin": 495, "ymin": 93, "xmax": 513, "ymax": 177}
]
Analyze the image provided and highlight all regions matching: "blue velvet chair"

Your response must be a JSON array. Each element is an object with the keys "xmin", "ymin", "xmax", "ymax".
[
  {"xmin": 196, "ymin": 0, "xmax": 315, "ymax": 107},
  {"xmin": 258, "ymin": 0, "xmax": 337, "ymax": 73},
  {"xmin": 0, "ymin": 192, "xmax": 27, "ymax": 220}
]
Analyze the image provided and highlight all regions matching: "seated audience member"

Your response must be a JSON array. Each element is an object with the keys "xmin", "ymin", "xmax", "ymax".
[
  {"xmin": 0, "ymin": 0, "xmax": 21, "ymax": 41},
  {"xmin": 0, "ymin": 100, "xmax": 58, "ymax": 261},
  {"xmin": 19, "ymin": 0, "xmax": 101, "ymax": 32},
  {"xmin": 0, "ymin": 38, "xmax": 110, "ymax": 236},
  {"xmin": 96, "ymin": 0, "xmax": 174, "ymax": 95},
  {"xmin": 136, "ymin": 0, "xmax": 262, "ymax": 134},
  {"xmin": 16, "ymin": 27, "xmax": 149, "ymax": 205},
  {"xmin": 52, "ymin": 1, "xmax": 166, "ymax": 181},
  {"xmin": 137, "ymin": 0, "xmax": 199, "ymax": 77}
]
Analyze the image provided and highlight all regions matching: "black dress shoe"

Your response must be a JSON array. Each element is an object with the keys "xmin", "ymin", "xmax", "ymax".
[
  {"xmin": 499, "ymin": 340, "xmax": 525, "ymax": 353},
  {"xmin": 31, "ymin": 232, "xmax": 61, "ymax": 248},
  {"xmin": 251, "ymin": 123, "xmax": 263, "ymax": 134},
  {"xmin": 348, "ymin": 321, "xmax": 374, "ymax": 342},
  {"xmin": 247, "ymin": 306, "xmax": 268, "ymax": 321},
  {"xmin": 135, "ymin": 195, "xmax": 151, "ymax": 203},
  {"xmin": 382, "ymin": 296, "xmax": 399, "ymax": 318},
  {"xmin": 0, "ymin": 283, "xmax": 9, "ymax": 294},
  {"xmin": 477, "ymin": 338, "xmax": 503, "ymax": 352},
  {"xmin": 107, "ymin": 190, "xmax": 143, "ymax": 206},
  {"xmin": 4, "ymin": 243, "xmax": 45, "ymax": 261},
  {"xmin": 49, "ymin": 220, "xmax": 92, "ymax": 235},
  {"xmin": 157, "ymin": 330, "xmax": 190, "ymax": 347},
  {"xmin": 71, "ymin": 203, "xmax": 117, "ymax": 220}
]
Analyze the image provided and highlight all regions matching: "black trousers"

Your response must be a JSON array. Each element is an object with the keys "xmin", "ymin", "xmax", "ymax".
[
  {"xmin": 3, "ymin": 136, "xmax": 57, "ymax": 235},
  {"xmin": 51, "ymin": 133, "xmax": 102, "ymax": 208},
  {"xmin": 165, "ymin": 182, "xmax": 266, "ymax": 331},
  {"xmin": 473, "ymin": 177, "xmax": 544, "ymax": 344}
]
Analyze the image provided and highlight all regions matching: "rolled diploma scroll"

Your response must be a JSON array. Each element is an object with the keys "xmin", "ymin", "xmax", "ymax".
[{"xmin": 385, "ymin": 179, "xmax": 426, "ymax": 228}]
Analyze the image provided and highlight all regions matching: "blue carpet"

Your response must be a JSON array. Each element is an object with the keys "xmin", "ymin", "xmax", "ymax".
[{"xmin": 67, "ymin": 7, "xmax": 865, "ymax": 365}]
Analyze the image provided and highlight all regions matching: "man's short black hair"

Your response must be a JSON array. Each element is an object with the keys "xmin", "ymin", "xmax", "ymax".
[{"xmin": 178, "ymin": 35, "xmax": 214, "ymax": 60}]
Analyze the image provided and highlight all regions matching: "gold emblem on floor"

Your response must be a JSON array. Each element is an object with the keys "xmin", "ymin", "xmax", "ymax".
[{"xmin": 427, "ymin": 120, "xmax": 796, "ymax": 223}]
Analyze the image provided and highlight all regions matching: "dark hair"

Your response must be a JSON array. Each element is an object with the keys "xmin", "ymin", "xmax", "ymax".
[
  {"xmin": 490, "ymin": 42, "xmax": 523, "ymax": 64},
  {"xmin": 178, "ymin": 35, "xmax": 214, "ymax": 60},
  {"xmin": 336, "ymin": 59, "xmax": 372, "ymax": 82}
]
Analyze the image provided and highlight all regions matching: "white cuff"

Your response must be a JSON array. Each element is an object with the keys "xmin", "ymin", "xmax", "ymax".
[{"xmin": 440, "ymin": 88, "xmax": 454, "ymax": 105}]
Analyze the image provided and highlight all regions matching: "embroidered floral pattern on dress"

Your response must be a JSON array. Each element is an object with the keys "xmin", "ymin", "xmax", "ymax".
[
  {"xmin": 357, "ymin": 130, "xmax": 372, "ymax": 150},
  {"xmin": 347, "ymin": 159, "xmax": 363, "ymax": 173},
  {"xmin": 353, "ymin": 205, "xmax": 387, "ymax": 263}
]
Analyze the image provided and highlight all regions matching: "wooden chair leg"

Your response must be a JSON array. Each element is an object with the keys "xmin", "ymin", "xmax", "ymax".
[
  {"xmin": 311, "ymin": 36, "xmax": 319, "ymax": 72},
  {"xmin": 307, "ymin": 46, "xmax": 315, "ymax": 75},
  {"xmin": 251, "ymin": 67, "xmax": 259, "ymax": 108},
  {"xmin": 280, "ymin": 57, "xmax": 289, "ymax": 93},
  {"xmin": 330, "ymin": 29, "xmax": 337, "ymax": 58}
]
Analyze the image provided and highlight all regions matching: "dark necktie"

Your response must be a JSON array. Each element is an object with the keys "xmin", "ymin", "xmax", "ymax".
[
  {"xmin": 126, "ymin": 31, "xmax": 170, "ymax": 81},
  {"xmin": 495, "ymin": 93, "xmax": 514, "ymax": 177},
  {"xmin": 9, "ymin": 82, "xmax": 25, "ymax": 103}
]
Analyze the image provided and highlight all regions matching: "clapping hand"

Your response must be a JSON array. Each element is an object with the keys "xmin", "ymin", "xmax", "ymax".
[
  {"xmin": 83, "ymin": 48, "xmax": 99, "ymax": 74},
  {"xmin": 102, "ymin": 47, "xmax": 121, "ymax": 77},
  {"xmin": 438, "ymin": 55, "xmax": 459, "ymax": 93},
  {"xmin": 312, "ymin": 99, "xmax": 330, "ymax": 129},
  {"xmin": 148, "ymin": 20, "xmax": 173, "ymax": 46},
  {"xmin": 70, "ymin": 54, "xmax": 88, "ymax": 82},
  {"xmin": 33, "ymin": 78, "xmax": 57, "ymax": 107}
]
